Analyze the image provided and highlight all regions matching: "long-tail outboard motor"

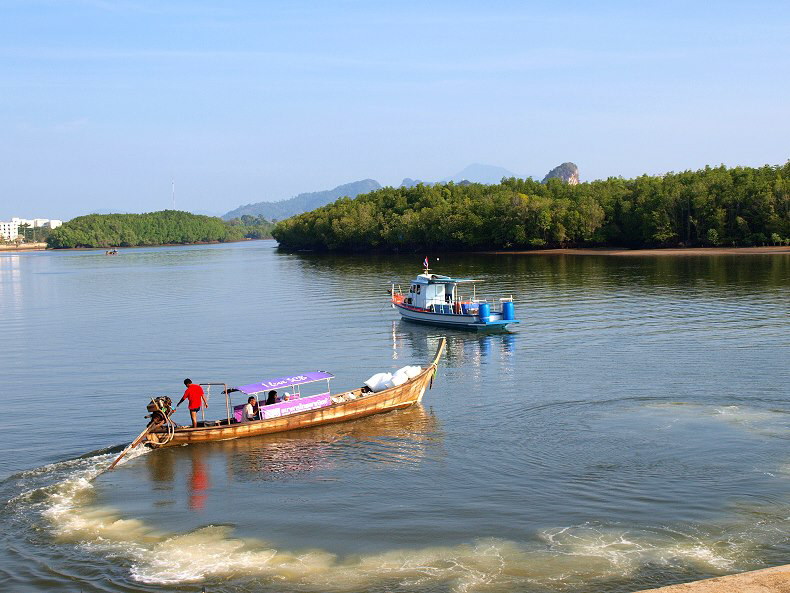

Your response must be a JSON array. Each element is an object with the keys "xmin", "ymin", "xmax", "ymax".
[
  {"xmin": 146, "ymin": 396, "xmax": 173, "ymax": 425},
  {"xmin": 109, "ymin": 396, "xmax": 175, "ymax": 470}
]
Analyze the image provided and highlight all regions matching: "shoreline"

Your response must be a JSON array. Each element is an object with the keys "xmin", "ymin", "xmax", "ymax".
[
  {"xmin": 5, "ymin": 243, "xmax": 788, "ymax": 257},
  {"xmin": 634, "ymin": 564, "xmax": 790, "ymax": 592},
  {"xmin": 0, "ymin": 242, "xmax": 48, "ymax": 252},
  {"xmin": 0, "ymin": 238, "xmax": 271, "ymax": 253},
  {"xmin": 479, "ymin": 246, "xmax": 790, "ymax": 257}
]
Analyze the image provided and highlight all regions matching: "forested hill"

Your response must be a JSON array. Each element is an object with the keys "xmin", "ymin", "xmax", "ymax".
[
  {"xmin": 222, "ymin": 179, "xmax": 381, "ymax": 221},
  {"xmin": 46, "ymin": 211, "xmax": 273, "ymax": 248},
  {"xmin": 272, "ymin": 163, "xmax": 790, "ymax": 252}
]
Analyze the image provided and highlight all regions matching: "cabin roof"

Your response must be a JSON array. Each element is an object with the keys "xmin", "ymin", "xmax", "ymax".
[
  {"xmin": 235, "ymin": 371, "xmax": 334, "ymax": 395},
  {"xmin": 414, "ymin": 273, "xmax": 480, "ymax": 285}
]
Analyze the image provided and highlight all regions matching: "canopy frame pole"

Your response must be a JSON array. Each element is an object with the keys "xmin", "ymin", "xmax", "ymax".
[
  {"xmin": 199, "ymin": 382, "xmax": 231, "ymax": 425},
  {"xmin": 223, "ymin": 383, "xmax": 230, "ymax": 424}
]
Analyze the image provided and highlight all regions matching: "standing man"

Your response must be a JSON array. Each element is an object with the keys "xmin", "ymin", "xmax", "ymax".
[{"xmin": 178, "ymin": 378, "xmax": 208, "ymax": 428}]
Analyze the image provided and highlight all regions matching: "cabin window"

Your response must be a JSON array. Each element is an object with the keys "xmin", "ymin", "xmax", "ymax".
[{"xmin": 416, "ymin": 285, "xmax": 421, "ymax": 294}]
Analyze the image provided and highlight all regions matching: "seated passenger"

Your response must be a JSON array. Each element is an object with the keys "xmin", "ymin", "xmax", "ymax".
[
  {"xmin": 265, "ymin": 390, "xmax": 278, "ymax": 405},
  {"xmin": 242, "ymin": 396, "xmax": 259, "ymax": 422}
]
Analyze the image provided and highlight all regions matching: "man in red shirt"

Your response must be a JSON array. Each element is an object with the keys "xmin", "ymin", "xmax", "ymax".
[{"xmin": 178, "ymin": 378, "xmax": 208, "ymax": 428}]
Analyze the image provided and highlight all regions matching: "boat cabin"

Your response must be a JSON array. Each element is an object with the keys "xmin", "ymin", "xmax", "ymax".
[
  {"xmin": 406, "ymin": 274, "xmax": 449, "ymax": 309},
  {"xmin": 405, "ymin": 274, "xmax": 472, "ymax": 310}
]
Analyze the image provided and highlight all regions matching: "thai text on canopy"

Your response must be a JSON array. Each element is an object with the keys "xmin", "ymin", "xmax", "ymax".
[{"xmin": 234, "ymin": 372, "xmax": 334, "ymax": 395}]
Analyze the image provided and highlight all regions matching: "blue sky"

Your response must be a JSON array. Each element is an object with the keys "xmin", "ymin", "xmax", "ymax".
[{"xmin": 1, "ymin": 0, "xmax": 789, "ymax": 219}]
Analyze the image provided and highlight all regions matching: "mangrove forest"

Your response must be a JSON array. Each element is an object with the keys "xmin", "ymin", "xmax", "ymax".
[
  {"xmin": 272, "ymin": 163, "xmax": 790, "ymax": 252},
  {"xmin": 46, "ymin": 211, "xmax": 273, "ymax": 248}
]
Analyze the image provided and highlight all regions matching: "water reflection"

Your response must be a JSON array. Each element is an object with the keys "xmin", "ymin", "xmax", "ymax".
[
  {"xmin": 0, "ymin": 254, "xmax": 23, "ymax": 311},
  {"xmin": 189, "ymin": 449, "xmax": 210, "ymax": 511},
  {"xmin": 141, "ymin": 404, "xmax": 442, "ymax": 490},
  {"xmin": 224, "ymin": 404, "xmax": 442, "ymax": 482},
  {"xmin": 393, "ymin": 320, "xmax": 517, "ymax": 367},
  {"xmin": 287, "ymin": 249, "xmax": 790, "ymax": 295},
  {"xmin": 146, "ymin": 446, "xmax": 175, "ymax": 484}
]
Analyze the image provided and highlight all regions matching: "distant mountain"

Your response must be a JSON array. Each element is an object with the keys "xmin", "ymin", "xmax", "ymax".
[
  {"xmin": 222, "ymin": 179, "xmax": 382, "ymax": 221},
  {"xmin": 442, "ymin": 163, "xmax": 519, "ymax": 184},
  {"xmin": 399, "ymin": 164, "xmax": 521, "ymax": 188},
  {"xmin": 542, "ymin": 162, "xmax": 579, "ymax": 185}
]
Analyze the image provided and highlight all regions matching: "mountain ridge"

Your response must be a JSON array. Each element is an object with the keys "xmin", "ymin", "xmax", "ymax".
[
  {"xmin": 223, "ymin": 163, "xmax": 574, "ymax": 221},
  {"xmin": 441, "ymin": 163, "xmax": 520, "ymax": 184},
  {"xmin": 222, "ymin": 179, "xmax": 381, "ymax": 221}
]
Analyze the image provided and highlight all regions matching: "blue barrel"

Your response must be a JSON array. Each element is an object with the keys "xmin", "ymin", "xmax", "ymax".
[
  {"xmin": 478, "ymin": 303, "xmax": 491, "ymax": 323},
  {"xmin": 502, "ymin": 301, "xmax": 515, "ymax": 320}
]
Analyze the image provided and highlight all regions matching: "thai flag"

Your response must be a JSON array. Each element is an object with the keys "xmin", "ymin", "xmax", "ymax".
[{"xmin": 423, "ymin": 257, "xmax": 429, "ymax": 268}]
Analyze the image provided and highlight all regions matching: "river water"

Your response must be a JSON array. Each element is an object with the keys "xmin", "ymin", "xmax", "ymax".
[{"xmin": 0, "ymin": 241, "xmax": 788, "ymax": 593}]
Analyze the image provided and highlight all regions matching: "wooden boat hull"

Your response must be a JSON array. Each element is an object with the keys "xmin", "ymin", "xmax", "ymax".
[{"xmin": 144, "ymin": 339, "xmax": 445, "ymax": 448}]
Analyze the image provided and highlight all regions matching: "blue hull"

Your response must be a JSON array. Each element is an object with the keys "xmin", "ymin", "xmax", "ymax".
[{"xmin": 395, "ymin": 304, "xmax": 519, "ymax": 331}]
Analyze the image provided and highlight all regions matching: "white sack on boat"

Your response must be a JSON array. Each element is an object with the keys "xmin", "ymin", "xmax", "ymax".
[
  {"xmin": 402, "ymin": 365, "xmax": 422, "ymax": 379},
  {"xmin": 390, "ymin": 370, "xmax": 409, "ymax": 387},
  {"xmin": 365, "ymin": 372, "xmax": 392, "ymax": 392}
]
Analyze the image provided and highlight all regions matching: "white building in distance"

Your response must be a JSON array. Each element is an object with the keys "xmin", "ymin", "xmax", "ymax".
[
  {"xmin": 0, "ymin": 221, "xmax": 18, "ymax": 241},
  {"xmin": 0, "ymin": 217, "xmax": 63, "ymax": 241}
]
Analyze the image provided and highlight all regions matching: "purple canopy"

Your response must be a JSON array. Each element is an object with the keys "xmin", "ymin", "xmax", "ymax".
[
  {"xmin": 235, "ymin": 371, "xmax": 334, "ymax": 395},
  {"xmin": 233, "ymin": 392, "xmax": 332, "ymax": 422}
]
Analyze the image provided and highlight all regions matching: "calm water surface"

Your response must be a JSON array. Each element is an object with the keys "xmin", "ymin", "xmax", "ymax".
[{"xmin": 0, "ymin": 241, "xmax": 788, "ymax": 593}]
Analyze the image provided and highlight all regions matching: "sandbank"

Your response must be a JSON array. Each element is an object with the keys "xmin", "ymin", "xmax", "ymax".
[{"xmin": 0, "ymin": 242, "xmax": 47, "ymax": 252}]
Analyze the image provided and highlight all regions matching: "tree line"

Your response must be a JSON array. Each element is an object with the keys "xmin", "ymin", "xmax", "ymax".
[
  {"xmin": 46, "ymin": 211, "xmax": 273, "ymax": 248},
  {"xmin": 224, "ymin": 214, "xmax": 274, "ymax": 239},
  {"xmin": 272, "ymin": 163, "xmax": 790, "ymax": 251}
]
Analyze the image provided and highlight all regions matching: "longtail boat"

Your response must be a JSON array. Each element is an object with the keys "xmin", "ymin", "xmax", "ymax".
[{"xmin": 109, "ymin": 338, "xmax": 445, "ymax": 468}]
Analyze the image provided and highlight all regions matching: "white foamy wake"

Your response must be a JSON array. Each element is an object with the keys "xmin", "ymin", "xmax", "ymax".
[
  {"xmin": 542, "ymin": 524, "xmax": 737, "ymax": 573},
  {"xmin": 40, "ymin": 447, "xmax": 150, "ymax": 530},
  {"xmin": 25, "ymin": 447, "xmax": 773, "ymax": 592},
  {"xmin": 119, "ymin": 524, "xmax": 745, "ymax": 589}
]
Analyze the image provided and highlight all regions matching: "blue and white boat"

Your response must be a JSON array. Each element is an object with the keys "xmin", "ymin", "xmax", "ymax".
[{"xmin": 391, "ymin": 266, "xmax": 519, "ymax": 330}]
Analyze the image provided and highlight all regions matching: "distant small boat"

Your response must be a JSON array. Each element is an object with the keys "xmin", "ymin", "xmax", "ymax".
[
  {"xmin": 105, "ymin": 249, "xmax": 119, "ymax": 255},
  {"xmin": 391, "ymin": 265, "xmax": 519, "ymax": 330},
  {"xmin": 108, "ymin": 339, "xmax": 446, "ymax": 468}
]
